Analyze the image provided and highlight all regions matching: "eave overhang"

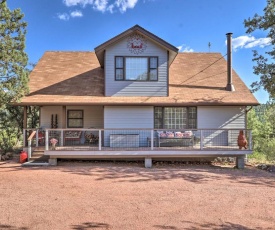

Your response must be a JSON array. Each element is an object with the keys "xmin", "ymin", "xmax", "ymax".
[{"xmin": 13, "ymin": 101, "xmax": 260, "ymax": 107}]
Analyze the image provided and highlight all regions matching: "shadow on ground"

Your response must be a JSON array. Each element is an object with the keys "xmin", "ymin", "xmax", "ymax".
[
  {"xmin": 71, "ymin": 222, "xmax": 110, "ymax": 229},
  {"xmin": 155, "ymin": 221, "xmax": 273, "ymax": 230},
  {"xmin": 154, "ymin": 221, "xmax": 273, "ymax": 230},
  {"xmin": 1, "ymin": 160, "xmax": 275, "ymax": 187},
  {"xmin": 0, "ymin": 224, "xmax": 29, "ymax": 230}
]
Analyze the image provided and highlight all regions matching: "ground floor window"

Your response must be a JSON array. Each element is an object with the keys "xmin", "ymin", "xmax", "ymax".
[
  {"xmin": 67, "ymin": 110, "xmax": 83, "ymax": 128},
  {"xmin": 154, "ymin": 107, "xmax": 197, "ymax": 129}
]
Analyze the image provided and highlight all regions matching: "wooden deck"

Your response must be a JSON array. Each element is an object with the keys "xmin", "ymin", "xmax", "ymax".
[
  {"xmin": 33, "ymin": 144, "xmax": 249, "ymax": 151},
  {"xmin": 32, "ymin": 145, "xmax": 252, "ymax": 159}
]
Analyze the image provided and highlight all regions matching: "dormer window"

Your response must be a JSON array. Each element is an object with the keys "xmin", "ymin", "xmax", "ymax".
[{"xmin": 115, "ymin": 56, "xmax": 158, "ymax": 81}]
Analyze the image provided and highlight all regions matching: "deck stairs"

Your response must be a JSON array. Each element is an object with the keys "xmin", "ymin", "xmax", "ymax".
[{"xmin": 22, "ymin": 149, "xmax": 50, "ymax": 166}]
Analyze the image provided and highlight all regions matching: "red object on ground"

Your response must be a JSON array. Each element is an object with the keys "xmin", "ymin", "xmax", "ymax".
[{"xmin": 20, "ymin": 151, "xmax": 28, "ymax": 163}]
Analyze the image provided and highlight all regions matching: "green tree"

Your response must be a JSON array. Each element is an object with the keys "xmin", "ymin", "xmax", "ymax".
[
  {"xmin": 248, "ymin": 104, "xmax": 275, "ymax": 161},
  {"xmin": 0, "ymin": 1, "xmax": 28, "ymax": 153},
  {"xmin": 244, "ymin": 0, "xmax": 275, "ymax": 99},
  {"xmin": 0, "ymin": 1, "xmax": 28, "ymax": 105}
]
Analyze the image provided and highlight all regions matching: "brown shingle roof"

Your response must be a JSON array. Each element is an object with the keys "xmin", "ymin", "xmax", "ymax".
[{"xmin": 17, "ymin": 51, "xmax": 259, "ymax": 106}]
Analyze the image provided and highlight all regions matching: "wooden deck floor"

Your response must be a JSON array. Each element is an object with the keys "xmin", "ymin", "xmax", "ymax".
[
  {"xmin": 33, "ymin": 145, "xmax": 247, "ymax": 152},
  {"xmin": 29, "ymin": 145, "xmax": 251, "ymax": 159}
]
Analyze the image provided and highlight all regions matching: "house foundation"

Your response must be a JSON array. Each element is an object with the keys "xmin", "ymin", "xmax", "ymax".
[
  {"xmin": 145, "ymin": 158, "xmax": 152, "ymax": 168},
  {"xmin": 236, "ymin": 155, "xmax": 245, "ymax": 169},
  {"xmin": 48, "ymin": 158, "xmax": 57, "ymax": 166}
]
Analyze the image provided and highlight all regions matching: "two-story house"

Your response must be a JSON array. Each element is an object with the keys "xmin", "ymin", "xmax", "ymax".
[{"xmin": 17, "ymin": 25, "xmax": 259, "ymax": 168}]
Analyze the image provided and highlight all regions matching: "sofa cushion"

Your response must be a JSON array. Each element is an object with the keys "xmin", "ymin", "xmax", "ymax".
[
  {"xmin": 175, "ymin": 132, "xmax": 184, "ymax": 138},
  {"xmin": 166, "ymin": 132, "xmax": 174, "ymax": 138}
]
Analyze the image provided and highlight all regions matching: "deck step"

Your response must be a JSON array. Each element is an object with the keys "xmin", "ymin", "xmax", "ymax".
[
  {"xmin": 30, "ymin": 154, "xmax": 44, "ymax": 158},
  {"xmin": 30, "ymin": 155, "xmax": 49, "ymax": 160},
  {"xmin": 22, "ymin": 161, "xmax": 50, "ymax": 167}
]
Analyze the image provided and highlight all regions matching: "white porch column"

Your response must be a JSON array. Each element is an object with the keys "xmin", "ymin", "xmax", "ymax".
[
  {"xmin": 27, "ymin": 139, "xmax": 32, "ymax": 161},
  {"xmin": 35, "ymin": 130, "xmax": 39, "ymax": 147},
  {"xmin": 60, "ymin": 130, "xmax": 64, "ymax": 146},
  {"xmin": 151, "ymin": 130, "xmax": 154, "ymax": 150},
  {"xmin": 45, "ymin": 130, "xmax": 49, "ymax": 151},
  {"xmin": 200, "ymin": 130, "xmax": 203, "ymax": 150},
  {"xmin": 249, "ymin": 130, "xmax": 252, "ymax": 151},
  {"xmin": 99, "ymin": 130, "xmax": 102, "ymax": 150}
]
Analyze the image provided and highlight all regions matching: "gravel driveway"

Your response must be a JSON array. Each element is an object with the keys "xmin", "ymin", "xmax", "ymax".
[{"xmin": 0, "ymin": 160, "xmax": 275, "ymax": 230}]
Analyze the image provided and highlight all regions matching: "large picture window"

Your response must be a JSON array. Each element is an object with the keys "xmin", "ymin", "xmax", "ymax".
[
  {"xmin": 67, "ymin": 110, "xmax": 83, "ymax": 128},
  {"xmin": 154, "ymin": 107, "xmax": 197, "ymax": 129},
  {"xmin": 115, "ymin": 56, "xmax": 158, "ymax": 81}
]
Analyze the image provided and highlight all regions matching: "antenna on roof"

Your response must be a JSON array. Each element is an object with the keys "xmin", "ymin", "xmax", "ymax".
[{"xmin": 208, "ymin": 42, "xmax": 211, "ymax": 52}]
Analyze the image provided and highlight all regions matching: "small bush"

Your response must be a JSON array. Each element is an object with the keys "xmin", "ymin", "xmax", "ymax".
[
  {"xmin": 261, "ymin": 138, "xmax": 275, "ymax": 161},
  {"xmin": 248, "ymin": 151, "xmax": 267, "ymax": 163}
]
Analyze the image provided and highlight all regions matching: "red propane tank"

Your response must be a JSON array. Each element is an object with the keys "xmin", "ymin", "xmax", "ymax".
[{"xmin": 20, "ymin": 151, "xmax": 28, "ymax": 163}]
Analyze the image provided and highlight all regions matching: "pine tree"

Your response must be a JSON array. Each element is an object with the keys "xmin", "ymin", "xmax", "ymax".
[
  {"xmin": 0, "ymin": 1, "xmax": 28, "ymax": 106},
  {"xmin": 0, "ymin": 1, "xmax": 28, "ymax": 152},
  {"xmin": 244, "ymin": 0, "xmax": 275, "ymax": 99}
]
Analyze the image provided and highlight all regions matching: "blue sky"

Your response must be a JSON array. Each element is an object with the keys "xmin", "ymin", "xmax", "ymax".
[{"xmin": 8, "ymin": 0, "xmax": 270, "ymax": 103}]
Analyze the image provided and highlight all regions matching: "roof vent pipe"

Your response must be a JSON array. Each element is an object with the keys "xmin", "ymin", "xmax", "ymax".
[{"xmin": 226, "ymin": 32, "xmax": 235, "ymax": 91}]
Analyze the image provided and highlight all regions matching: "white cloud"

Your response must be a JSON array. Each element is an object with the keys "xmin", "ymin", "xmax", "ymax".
[
  {"xmin": 93, "ymin": 0, "xmax": 109, "ymax": 12},
  {"xmin": 70, "ymin": 10, "xmax": 83, "ymax": 17},
  {"xmin": 114, "ymin": 0, "xmax": 139, "ymax": 13},
  {"xmin": 226, "ymin": 35, "xmax": 271, "ymax": 51},
  {"xmin": 57, "ymin": 13, "xmax": 70, "ymax": 21},
  {"xmin": 63, "ymin": 0, "xmax": 94, "ymax": 7},
  {"xmin": 244, "ymin": 37, "xmax": 271, "ymax": 48},
  {"xmin": 57, "ymin": 10, "xmax": 83, "ymax": 20},
  {"xmin": 177, "ymin": 44, "xmax": 194, "ymax": 53},
  {"xmin": 107, "ymin": 4, "xmax": 115, "ymax": 13},
  {"xmin": 62, "ymin": 0, "xmax": 139, "ymax": 13}
]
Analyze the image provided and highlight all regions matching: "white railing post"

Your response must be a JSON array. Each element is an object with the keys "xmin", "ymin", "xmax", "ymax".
[
  {"xmin": 249, "ymin": 130, "xmax": 252, "ymax": 151},
  {"xmin": 151, "ymin": 130, "xmax": 154, "ymax": 150},
  {"xmin": 99, "ymin": 130, "xmax": 102, "ymax": 150},
  {"xmin": 200, "ymin": 130, "xmax": 203, "ymax": 150},
  {"xmin": 35, "ymin": 130, "xmax": 39, "ymax": 147},
  {"xmin": 45, "ymin": 129, "xmax": 49, "ymax": 151},
  {"xmin": 23, "ymin": 129, "xmax": 26, "ymax": 147},
  {"xmin": 28, "ymin": 139, "xmax": 32, "ymax": 161},
  {"xmin": 60, "ymin": 129, "xmax": 64, "ymax": 146}
]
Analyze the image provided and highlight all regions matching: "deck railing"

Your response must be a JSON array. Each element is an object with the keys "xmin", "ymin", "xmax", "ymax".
[
  {"xmin": 23, "ymin": 128, "xmax": 252, "ymax": 152},
  {"xmin": 23, "ymin": 128, "xmax": 45, "ymax": 148}
]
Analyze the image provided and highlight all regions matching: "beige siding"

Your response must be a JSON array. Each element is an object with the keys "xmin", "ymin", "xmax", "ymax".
[
  {"xmin": 66, "ymin": 106, "xmax": 104, "ymax": 128},
  {"xmin": 40, "ymin": 106, "xmax": 103, "ymax": 128},
  {"xmin": 105, "ymin": 36, "xmax": 168, "ymax": 96},
  {"xmin": 40, "ymin": 106, "xmax": 63, "ymax": 128}
]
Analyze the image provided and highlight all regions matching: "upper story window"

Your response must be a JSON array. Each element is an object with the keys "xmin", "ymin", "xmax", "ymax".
[{"xmin": 115, "ymin": 56, "xmax": 158, "ymax": 81}]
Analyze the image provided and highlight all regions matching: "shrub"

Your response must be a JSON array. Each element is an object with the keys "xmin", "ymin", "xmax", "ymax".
[{"xmin": 261, "ymin": 138, "xmax": 275, "ymax": 161}]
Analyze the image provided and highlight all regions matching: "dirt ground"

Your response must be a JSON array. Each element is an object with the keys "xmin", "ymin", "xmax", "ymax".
[{"xmin": 0, "ymin": 160, "xmax": 275, "ymax": 230}]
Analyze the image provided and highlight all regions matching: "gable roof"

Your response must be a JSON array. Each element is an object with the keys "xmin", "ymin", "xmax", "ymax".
[
  {"xmin": 16, "ymin": 51, "xmax": 259, "ymax": 106},
  {"xmin": 94, "ymin": 25, "xmax": 179, "ymax": 67}
]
